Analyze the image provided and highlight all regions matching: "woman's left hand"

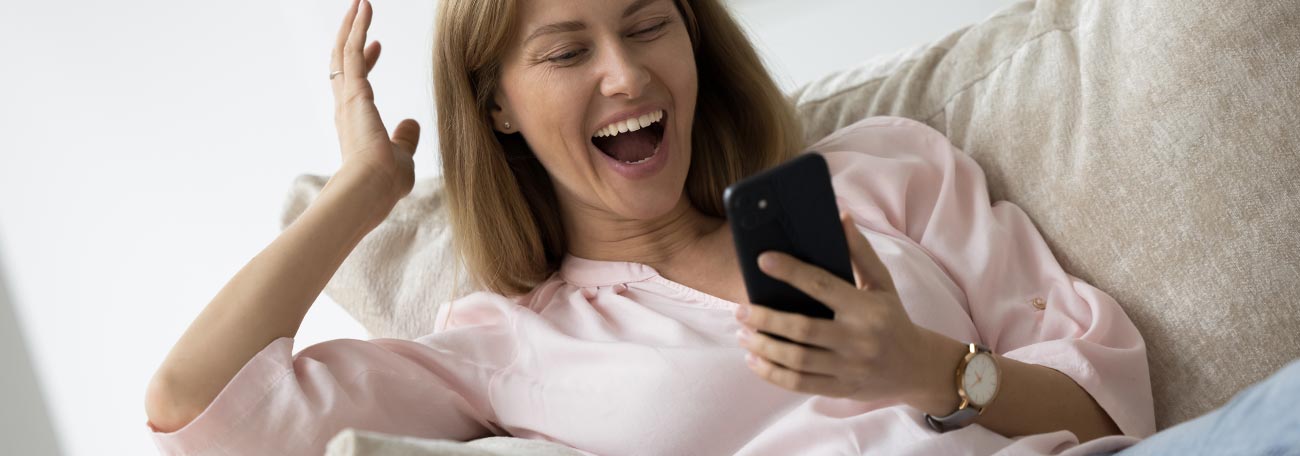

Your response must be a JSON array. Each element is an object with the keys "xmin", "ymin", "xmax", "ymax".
[{"xmin": 735, "ymin": 212, "xmax": 944, "ymax": 406}]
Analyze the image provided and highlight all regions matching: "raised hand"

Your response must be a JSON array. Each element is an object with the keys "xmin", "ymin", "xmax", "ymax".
[{"xmin": 330, "ymin": 0, "xmax": 419, "ymax": 207}]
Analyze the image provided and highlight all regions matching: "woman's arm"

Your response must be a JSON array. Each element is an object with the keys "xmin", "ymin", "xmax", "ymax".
[
  {"xmin": 842, "ymin": 117, "xmax": 1153, "ymax": 438},
  {"xmin": 737, "ymin": 116, "xmax": 1153, "ymax": 443},
  {"xmin": 912, "ymin": 328, "xmax": 1121, "ymax": 442},
  {"xmin": 147, "ymin": 0, "xmax": 426, "ymax": 433},
  {"xmin": 144, "ymin": 166, "xmax": 395, "ymax": 433},
  {"xmin": 740, "ymin": 225, "xmax": 1124, "ymax": 444}
]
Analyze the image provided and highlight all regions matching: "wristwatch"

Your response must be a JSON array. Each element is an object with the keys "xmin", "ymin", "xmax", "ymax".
[{"xmin": 923, "ymin": 342, "xmax": 1001, "ymax": 433}]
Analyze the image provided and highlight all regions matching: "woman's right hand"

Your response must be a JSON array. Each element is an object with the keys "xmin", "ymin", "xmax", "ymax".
[
  {"xmin": 144, "ymin": 3, "xmax": 419, "ymax": 433},
  {"xmin": 330, "ymin": 0, "xmax": 419, "ymax": 209}
]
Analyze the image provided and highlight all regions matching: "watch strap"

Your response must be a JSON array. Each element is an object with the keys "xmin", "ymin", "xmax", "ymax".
[{"xmin": 924, "ymin": 407, "xmax": 980, "ymax": 433}]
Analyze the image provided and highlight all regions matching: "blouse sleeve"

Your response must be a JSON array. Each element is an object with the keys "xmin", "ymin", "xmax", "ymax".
[
  {"xmin": 147, "ymin": 293, "xmax": 521, "ymax": 455},
  {"xmin": 817, "ymin": 116, "xmax": 1156, "ymax": 439}
]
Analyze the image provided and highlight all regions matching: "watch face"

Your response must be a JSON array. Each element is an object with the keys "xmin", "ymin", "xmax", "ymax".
[{"xmin": 962, "ymin": 353, "xmax": 999, "ymax": 406}]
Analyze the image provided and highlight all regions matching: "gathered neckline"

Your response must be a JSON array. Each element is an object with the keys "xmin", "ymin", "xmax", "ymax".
[
  {"xmin": 558, "ymin": 254, "xmax": 742, "ymax": 309},
  {"xmin": 558, "ymin": 254, "xmax": 659, "ymax": 287}
]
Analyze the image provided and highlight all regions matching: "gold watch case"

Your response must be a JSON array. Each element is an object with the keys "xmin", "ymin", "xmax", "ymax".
[{"xmin": 953, "ymin": 343, "xmax": 1001, "ymax": 413}]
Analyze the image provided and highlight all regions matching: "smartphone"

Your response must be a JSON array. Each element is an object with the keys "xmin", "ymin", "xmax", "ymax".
[{"xmin": 724, "ymin": 153, "xmax": 854, "ymax": 344}]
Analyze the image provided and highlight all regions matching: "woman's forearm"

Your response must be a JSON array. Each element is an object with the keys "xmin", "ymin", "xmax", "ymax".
[
  {"xmin": 144, "ymin": 167, "xmax": 394, "ymax": 433},
  {"xmin": 910, "ymin": 328, "xmax": 1122, "ymax": 443}
]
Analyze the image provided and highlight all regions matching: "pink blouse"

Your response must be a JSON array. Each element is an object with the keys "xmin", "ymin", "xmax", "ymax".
[{"xmin": 148, "ymin": 116, "xmax": 1155, "ymax": 455}]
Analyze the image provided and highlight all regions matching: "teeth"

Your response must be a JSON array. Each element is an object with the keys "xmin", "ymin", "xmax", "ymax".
[
  {"xmin": 620, "ymin": 141, "xmax": 661, "ymax": 165},
  {"xmin": 624, "ymin": 154, "xmax": 654, "ymax": 164},
  {"xmin": 593, "ymin": 110, "xmax": 664, "ymax": 138}
]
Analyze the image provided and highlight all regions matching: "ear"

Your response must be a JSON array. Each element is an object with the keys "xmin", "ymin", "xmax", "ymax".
[{"xmin": 489, "ymin": 91, "xmax": 515, "ymax": 134}]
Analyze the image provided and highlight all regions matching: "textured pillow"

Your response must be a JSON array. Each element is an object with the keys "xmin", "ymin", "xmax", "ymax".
[
  {"xmin": 282, "ymin": 0, "xmax": 1300, "ymax": 430},
  {"xmin": 788, "ymin": 0, "xmax": 1300, "ymax": 429},
  {"xmin": 324, "ymin": 429, "xmax": 586, "ymax": 456},
  {"xmin": 282, "ymin": 175, "xmax": 469, "ymax": 339}
]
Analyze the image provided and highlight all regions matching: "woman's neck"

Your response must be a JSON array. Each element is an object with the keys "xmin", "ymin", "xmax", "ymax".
[{"xmin": 561, "ymin": 195, "xmax": 729, "ymax": 273}]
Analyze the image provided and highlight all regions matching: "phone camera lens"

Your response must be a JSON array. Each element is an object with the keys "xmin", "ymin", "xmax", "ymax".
[{"xmin": 733, "ymin": 195, "xmax": 748, "ymax": 210}]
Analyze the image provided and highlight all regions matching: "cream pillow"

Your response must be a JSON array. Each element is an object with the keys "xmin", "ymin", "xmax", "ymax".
[
  {"xmin": 281, "ymin": 175, "xmax": 467, "ymax": 340},
  {"xmin": 282, "ymin": 0, "xmax": 1300, "ymax": 430},
  {"xmin": 787, "ymin": 0, "xmax": 1300, "ymax": 429}
]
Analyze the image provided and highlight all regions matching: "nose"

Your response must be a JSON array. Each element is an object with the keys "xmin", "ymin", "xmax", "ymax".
[{"xmin": 597, "ymin": 41, "xmax": 650, "ymax": 99}]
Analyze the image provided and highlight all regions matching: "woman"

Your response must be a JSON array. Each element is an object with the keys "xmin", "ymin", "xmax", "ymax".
[{"xmin": 144, "ymin": 0, "xmax": 1160, "ymax": 454}]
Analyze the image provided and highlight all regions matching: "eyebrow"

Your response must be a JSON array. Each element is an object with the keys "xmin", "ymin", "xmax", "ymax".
[{"xmin": 522, "ymin": 0, "xmax": 661, "ymax": 46}]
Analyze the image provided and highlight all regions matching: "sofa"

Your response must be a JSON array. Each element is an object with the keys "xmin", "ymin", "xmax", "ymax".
[{"xmin": 278, "ymin": 0, "xmax": 1300, "ymax": 453}]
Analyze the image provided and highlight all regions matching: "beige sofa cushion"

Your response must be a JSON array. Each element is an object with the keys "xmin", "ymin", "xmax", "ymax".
[
  {"xmin": 283, "ymin": 175, "xmax": 466, "ymax": 339},
  {"xmin": 324, "ymin": 429, "xmax": 585, "ymax": 456},
  {"xmin": 283, "ymin": 0, "xmax": 1300, "ymax": 431},
  {"xmin": 791, "ymin": 0, "xmax": 1300, "ymax": 429}
]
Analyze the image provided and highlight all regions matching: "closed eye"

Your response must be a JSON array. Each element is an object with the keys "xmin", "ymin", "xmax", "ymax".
[
  {"xmin": 541, "ymin": 17, "xmax": 672, "ymax": 66},
  {"xmin": 548, "ymin": 48, "xmax": 588, "ymax": 64},
  {"xmin": 631, "ymin": 18, "xmax": 670, "ymax": 38}
]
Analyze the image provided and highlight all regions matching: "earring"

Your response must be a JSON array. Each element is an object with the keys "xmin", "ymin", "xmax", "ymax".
[{"xmin": 504, "ymin": 121, "xmax": 512, "ymax": 130}]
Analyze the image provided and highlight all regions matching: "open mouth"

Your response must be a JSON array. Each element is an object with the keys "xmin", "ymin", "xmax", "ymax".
[{"xmin": 591, "ymin": 110, "xmax": 667, "ymax": 164}]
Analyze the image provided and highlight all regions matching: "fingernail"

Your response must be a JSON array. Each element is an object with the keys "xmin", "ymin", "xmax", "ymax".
[
  {"xmin": 746, "ymin": 352, "xmax": 759, "ymax": 367},
  {"xmin": 735, "ymin": 327, "xmax": 751, "ymax": 344},
  {"xmin": 758, "ymin": 252, "xmax": 776, "ymax": 271},
  {"xmin": 735, "ymin": 304, "xmax": 749, "ymax": 321}
]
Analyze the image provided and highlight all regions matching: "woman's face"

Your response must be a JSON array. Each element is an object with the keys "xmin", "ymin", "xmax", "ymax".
[{"xmin": 492, "ymin": 0, "xmax": 698, "ymax": 222}]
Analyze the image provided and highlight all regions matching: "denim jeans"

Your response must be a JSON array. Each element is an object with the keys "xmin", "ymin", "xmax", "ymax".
[{"xmin": 1092, "ymin": 358, "xmax": 1300, "ymax": 456}]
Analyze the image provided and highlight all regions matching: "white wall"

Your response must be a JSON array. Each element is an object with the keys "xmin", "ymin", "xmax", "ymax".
[{"xmin": 0, "ymin": 0, "xmax": 1016, "ymax": 454}]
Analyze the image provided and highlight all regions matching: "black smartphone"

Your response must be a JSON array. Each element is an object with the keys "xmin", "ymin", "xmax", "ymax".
[{"xmin": 724, "ymin": 153, "xmax": 854, "ymax": 344}]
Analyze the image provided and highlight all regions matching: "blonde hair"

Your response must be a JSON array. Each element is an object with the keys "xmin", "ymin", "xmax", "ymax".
[{"xmin": 434, "ymin": 0, "xmax": 804, "ymax": 296}]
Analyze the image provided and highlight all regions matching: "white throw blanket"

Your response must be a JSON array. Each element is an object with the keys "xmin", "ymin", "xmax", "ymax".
[{"xmin": 326, "ymin": 430, "xmax": 588, "ymax": 456}]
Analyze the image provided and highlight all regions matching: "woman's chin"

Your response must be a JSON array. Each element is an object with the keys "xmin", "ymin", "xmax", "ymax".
[
  {"xmin": 606, "ymin": 193, "xmax": 685, "ymax": 222},
  {"xmin": 587, "ymin": 125, "xmax": 693, "ymax": 221}
]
